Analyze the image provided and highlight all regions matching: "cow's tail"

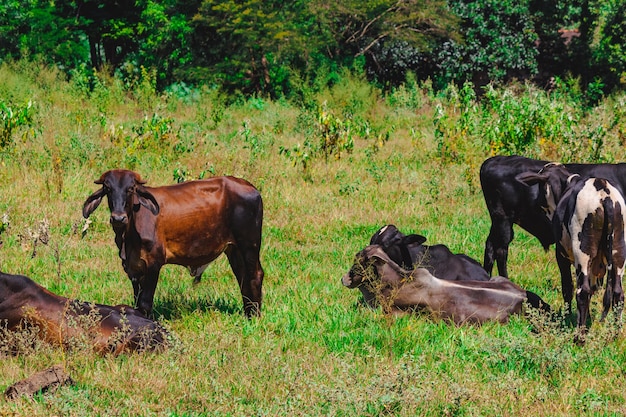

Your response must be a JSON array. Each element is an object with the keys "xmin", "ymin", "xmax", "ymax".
[
  {"xmin": 601, "ymin": 196, "xmax": 618, "ymax": 319},
  {"xmin": 602, "ymin": 198, "xmax": 615, "ymax": 269}
]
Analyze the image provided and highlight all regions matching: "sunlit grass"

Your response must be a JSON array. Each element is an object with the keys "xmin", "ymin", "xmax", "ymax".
[{"xmin": 1, "ymin": 62, "xmax": 626, "ymax": 415}]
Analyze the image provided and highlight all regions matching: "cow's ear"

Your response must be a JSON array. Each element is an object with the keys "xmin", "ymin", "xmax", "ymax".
[
  {"xmin": 370, "ymin": 253, "xmax": 389, "ymax": 265},
  {"xmin": 403, "ymin": 234, "xmax": 427, "ymax": 246},
  {"xmin": 135, "ymin": 187, "xmax": 160, "ymax": 215},
  {"xmin": 83, "ymin": 187, "xmax": 106, "ymax": 218},
  {"xmin": 515, "ymin": 171, "xmax": 547, "ymax": 187},
  {"xmin": 371, "ymin": 251, "xmax": 409, "ymax": 274}
]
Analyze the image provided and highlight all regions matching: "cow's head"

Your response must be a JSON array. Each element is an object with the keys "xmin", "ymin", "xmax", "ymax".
[
  {"xmin": 342, "ymin": 248, "xmax": 376, "ymax": 289},
  {"xmin": 342, "ymin": 246, "xmax": 390, "ymax": 288},
  {"xmin": 83, "ymin": 170, "xmax": 160, "ymax": 228},
  {"xmin": 516, "ymin": 162, "xmax": 578, "ymax": 220},
  {"xmin": 370, "ymin": 224, "xmax": 427, "ymax": 268},
  {"xmin": 370, "ymin": 224, "xmax": 405, "ymax": 247}
]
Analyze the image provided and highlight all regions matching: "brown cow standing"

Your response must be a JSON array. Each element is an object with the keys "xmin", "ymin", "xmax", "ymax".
[
  {"xmin": 83, "ymin": 170, "xmax": 265, "ymax": 318},
  {"xmin": 342, "ymin": 245, "xmax": 549, "ymax": 325},
  {"xmin": 0, "ymin": 271, "xmax": 169, "ymax": 355}
]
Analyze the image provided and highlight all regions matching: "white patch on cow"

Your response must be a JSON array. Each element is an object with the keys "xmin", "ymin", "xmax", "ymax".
[
  {"xmin": 379, "ymin": 225, "xmax": 389, "ymax": 234},
  {"xmin": 568, "ymin": 180, "xmax": 605, "ymax": 282},
  {"xmin": 566, "ymin": 179, "xmax": 626, "ymax": 290}
]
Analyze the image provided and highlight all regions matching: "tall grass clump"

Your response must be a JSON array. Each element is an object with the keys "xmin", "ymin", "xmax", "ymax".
[{"xmin": 1, "ymin": 60, "xmax": 626, "ymax": 415}]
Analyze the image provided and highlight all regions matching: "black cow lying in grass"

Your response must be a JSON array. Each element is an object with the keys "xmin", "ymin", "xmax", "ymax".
[
  {"xmin": 342, "ymin": 245, "xmax": 550, "ymax": 324},
  {"xmin": 0, "ymin": 271, "xmax": 169, "ymax": 355},
  {"xmin": 369, "ymin": 224, "xmax": 490, "ymax": 281}
]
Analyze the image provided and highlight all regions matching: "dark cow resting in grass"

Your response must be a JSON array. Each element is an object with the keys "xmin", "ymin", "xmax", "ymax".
[
  {"xmin": 0, "ymin": 271, "xmax": 169, "ymax": 355},
  {"xmin": 369, "ymin": 224, "xmax": 490, "ymax": 281},
  {"xmin": 83, "ymin": 170, "xmax": 265, "ymax": 318},
  {"xmin": 480, "ymin": 155, "xmax": 626, "ymax": 278},
  {"xmin": 342, "ymin": 245, "xmax": 550, "ymax": 325},
  {"xmin": 517, "ymin": 163, "xmax": 626, "ymax": 335}
]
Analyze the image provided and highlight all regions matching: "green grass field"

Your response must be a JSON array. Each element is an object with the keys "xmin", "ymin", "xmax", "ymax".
[{"xmin": 1, "ymin": 62, "xmax": 626, "ymax": 416}]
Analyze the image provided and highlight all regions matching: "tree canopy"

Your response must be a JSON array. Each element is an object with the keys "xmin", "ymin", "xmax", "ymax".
[{"xmin": 0, "ymin": 0, "xmax": 624, "ymax": 96}]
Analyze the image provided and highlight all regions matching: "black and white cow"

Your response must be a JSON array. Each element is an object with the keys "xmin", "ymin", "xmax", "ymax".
[
  {"xmin": 369, "ymin": 224, "xmax": 490, "ymax": 282},
  {"xmin": 517, "ymin": 163, "xmax": 626, "ymax": 335},
  {"xmin": 480, "ymin": 155, "xmax": 626, "ymax": 278}
]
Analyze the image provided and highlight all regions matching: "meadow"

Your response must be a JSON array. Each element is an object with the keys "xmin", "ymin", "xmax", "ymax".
[{"xmin": 1, "ymin": 61, "xmax": 626, "ymax": 416}]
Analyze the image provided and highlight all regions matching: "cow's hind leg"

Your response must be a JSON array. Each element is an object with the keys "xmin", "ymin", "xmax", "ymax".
[
  {"xmin": 602, "ymin": 267, "xmax": 624, "ymax": 323},
  {"xmin": 574, "ymin": 269, "xmax": 593, "ymax": 344},
  {"xmin": 226, "ymin": 245, "xmax": 264, "ymax": 318}
]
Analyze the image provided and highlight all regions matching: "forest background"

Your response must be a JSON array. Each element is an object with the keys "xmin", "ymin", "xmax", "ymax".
[{"xmin": 1, "ymin": 0, "xmax": 625, "ymax": 99}]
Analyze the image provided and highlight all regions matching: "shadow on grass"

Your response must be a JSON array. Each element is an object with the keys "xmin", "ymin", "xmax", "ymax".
[{"xmin": 154, "ymin": 293, "xmax": 242, "ymax": 321}]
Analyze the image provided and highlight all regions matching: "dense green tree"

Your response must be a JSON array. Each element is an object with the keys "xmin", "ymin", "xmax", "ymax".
[
  {"xmin": 528, "ymin": 0, "xmax": 572, "ymax": 83},
  {"xmin": 0, "ymin": 0, "xmax": 86, "ymax": 68},
  {"xmin": 133, "ymin": 0, "xmax": 195, "ymax": 88},
  {"xmin": 56, "ymin": 0, "xmax": 143, "ymax": 70},
  {"xmin": 310, "ymin": 0, "xmax": 459, "ymax": 86},
  {"xmin": 0, "ymin": 0, "xmax": 623, "ymax": 95},
  {"xmin": 191, "ymin": 0, "xmax": 307, "ymax": 95},
  {"xmin": 590, "ymin": 0, "xmax": 626, "ymax": 92},
  {"xmin": 437, "ymin": 0, "xmax": 539, "ymax": 88}
]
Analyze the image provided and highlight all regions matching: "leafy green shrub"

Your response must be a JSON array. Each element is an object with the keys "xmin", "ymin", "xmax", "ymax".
[
  {"xmin": 240, "ymin": 120, "xmax": 275, "ymax": 160},
  {"xmin": 317, "ymin": 105, "xmax": 354, "ymax": 162},
  {"xmin": 591, "ymin": 1, "xmax": 626, "ymax": 93},
  {"xmin": 480, "ymin": 84, "xmax": 546, "ymax": 155},
  {"xmin": 130, "ymin": 113, "xmax": 177, "ymax": 150},
  {"xmin": 479, "ymin": 83, "xmax": 580, "ymax": 156},
  {"xmin": 0, "ymin": 100, "xmax": 34, "ymax": 148},
  {"xmin": 280, "ymin": 103, "xmax": 354, "ymax": 176},
  {"xmin": 385, "ymin": 72, "xmax": 423, "ymax": 109},
  {"xmin": 432, "ymin": 82, "xmax": 477, "ymax": 163}
]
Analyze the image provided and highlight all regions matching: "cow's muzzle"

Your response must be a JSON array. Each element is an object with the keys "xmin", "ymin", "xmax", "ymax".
[
  {"xmin": 110, "ymin": 212, "xmax": 128, "ymax": 226},
  {"xmin": 342, "ymin": 273, "xmax": 356, "ymax": 288}
]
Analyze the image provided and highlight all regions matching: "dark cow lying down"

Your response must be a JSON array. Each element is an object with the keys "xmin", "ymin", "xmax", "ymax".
[
  {"xmin": 0, "ymin": 271, "xmax": 169, "ymax": 355},
  {"xmin": 370, "ymin": 224, "xmax": 490, "ymax": 281},
  {"xmin": 342, "ymin": 245, "xmax": 550, "ymax": 325}
]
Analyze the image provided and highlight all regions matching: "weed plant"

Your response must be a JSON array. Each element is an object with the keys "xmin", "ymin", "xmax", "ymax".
[{"xmin": 1, "ymin": 61, "xmax": 626, "ymax": 415}]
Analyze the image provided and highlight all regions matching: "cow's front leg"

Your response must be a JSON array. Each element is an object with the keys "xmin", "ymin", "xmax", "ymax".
[
  {"xmin": 130, "ymin": 275, "xmax": 143, "ymax": 313},
  {"xmin": 133, "ymin": 265, "xmax": 161, "ymax": 318}
]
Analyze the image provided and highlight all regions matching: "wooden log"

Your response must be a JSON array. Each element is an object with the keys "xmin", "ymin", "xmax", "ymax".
[{"xmin": 4, "ymin": 365, "xmax": 73, "ymax": 400}]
